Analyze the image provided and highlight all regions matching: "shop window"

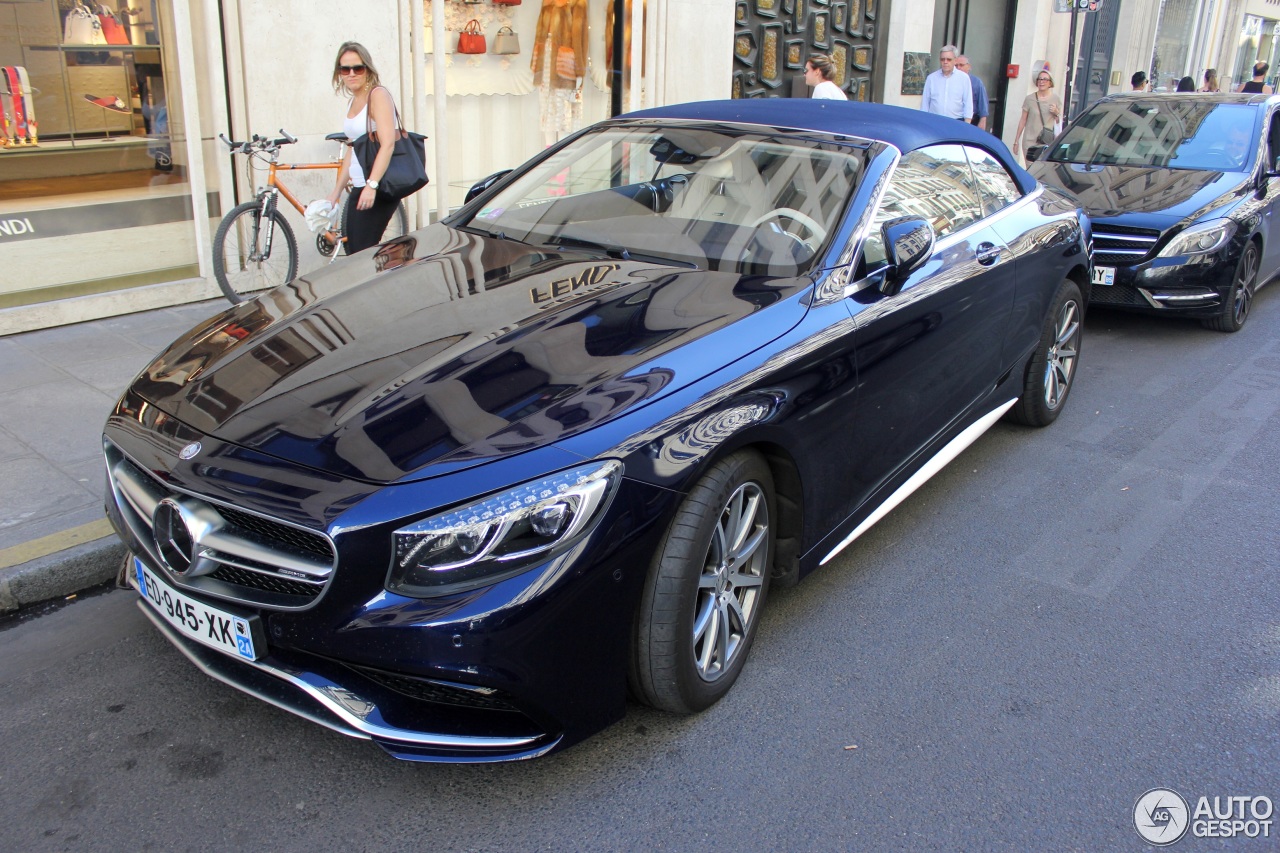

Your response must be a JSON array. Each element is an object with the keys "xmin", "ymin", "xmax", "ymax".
[{"xmin": 0, "ymin": 0, "xmax": 196, "ymax": 309}]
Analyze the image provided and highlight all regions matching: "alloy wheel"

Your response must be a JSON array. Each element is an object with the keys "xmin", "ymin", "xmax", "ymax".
[
  {"xmin": 692, "ymin": 482, "xmax": 769, "ymax": 681},
  {"xmin": 1233, "ymin": 245, "xmax": 1257, "ymax": 326},
  {"xmin": 1043, "ymin": 298, "xmax": 1080, "ymax": 410}
]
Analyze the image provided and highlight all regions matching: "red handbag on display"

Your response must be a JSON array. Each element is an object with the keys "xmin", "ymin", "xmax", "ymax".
[
  {"xmin": 492, "ymin": 0, "xmax": 522, "ymax": 5},
  {"xmin": 457, "ymin": 20, "xmax": 486, "ymax": 54},
  {"xmin": 97, "ymin": 6, "xmax": 130, "ymax": 45}
]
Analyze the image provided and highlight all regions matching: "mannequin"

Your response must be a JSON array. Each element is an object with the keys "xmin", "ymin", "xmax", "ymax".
[{"xmin": 532, "ymin": 0, "xmax": 587, "ymax": 145}]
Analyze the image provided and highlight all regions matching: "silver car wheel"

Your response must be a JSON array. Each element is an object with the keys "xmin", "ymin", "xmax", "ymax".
[
  {"xmin": 1044, "ymin": 298, "xmax": 1080, "ymax": 410},
  {"xmin": 692, "ymin": 482, "xmax": 768, "ymax": 682}
]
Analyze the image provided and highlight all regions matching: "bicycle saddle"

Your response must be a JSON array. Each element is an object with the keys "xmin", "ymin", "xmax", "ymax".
[{"xmin": 325, "ymin": 132, "xmax": 350, "ymax": 142}]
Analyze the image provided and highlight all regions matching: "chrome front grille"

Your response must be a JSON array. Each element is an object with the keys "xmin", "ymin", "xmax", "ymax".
[
  {"xmin": 105, "ymin": 441, "xmax": 336, "ymax": 610},
  {"xmin": 1093, "ymin": 225, "xmax": 1161, "ymax": 266}
]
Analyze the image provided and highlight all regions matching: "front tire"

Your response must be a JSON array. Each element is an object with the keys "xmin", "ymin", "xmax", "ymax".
[
  {"xmin": 212, "ymin": 201, "xmax": 298, "ymax": 304},
  {"xmin": 1008, "ymin": 278, "xmax": 1083, "ymax": 427},
  {"xmin": 1202, "ymin": 241, "xmax": 1258, "ymax": 333},
  {"xmin": 630, "ymin": 451, "xmax": 775, "ymax": 714}
]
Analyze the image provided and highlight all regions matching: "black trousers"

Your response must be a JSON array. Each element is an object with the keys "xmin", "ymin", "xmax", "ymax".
[{"xmin": 343, "ymin": 189, "xmax": 400, "ymax": 255}]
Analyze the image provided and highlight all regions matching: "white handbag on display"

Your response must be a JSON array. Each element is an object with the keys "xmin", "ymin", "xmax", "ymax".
[{"xmin": 63, "ymin": 3, "xmax": 106, "ymax": 45}]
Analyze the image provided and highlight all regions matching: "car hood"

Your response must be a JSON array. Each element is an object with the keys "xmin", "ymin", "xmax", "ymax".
[
  {"xmin": 1030, "ymin": 161, "xmax": 1250, "ymax": 226},
  {"xmin": 132, "ymin": 225, "xmax": 812, "ymax": 484}
]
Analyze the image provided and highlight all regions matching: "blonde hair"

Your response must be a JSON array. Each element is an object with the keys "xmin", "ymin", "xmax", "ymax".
[{"xmin": 331, "ymin": 42, "xmax": 382, "ymax": 93}]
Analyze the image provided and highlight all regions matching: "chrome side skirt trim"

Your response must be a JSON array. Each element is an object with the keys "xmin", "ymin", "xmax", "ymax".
[
  {"xmin": 820, "ymin": 398, "xmax": 1018, "ymax": 566},
  {"xmin": 135, "ymin": 598, "xmax": 543, "ymax": 751}
]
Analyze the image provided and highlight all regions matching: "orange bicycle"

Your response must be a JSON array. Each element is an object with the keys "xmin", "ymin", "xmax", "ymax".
[{"xmin": 213, "ymin": 129, "xmax": 408, "ymax": 303}]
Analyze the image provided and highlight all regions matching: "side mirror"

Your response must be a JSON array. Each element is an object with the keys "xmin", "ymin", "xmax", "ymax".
[
  {"xmin": 878, "ymin": 216, "xmax": 935, "ymax": 294},
  {"xmin": 464, "ymin": 170, "xmax": 513, "ymax": 205}
]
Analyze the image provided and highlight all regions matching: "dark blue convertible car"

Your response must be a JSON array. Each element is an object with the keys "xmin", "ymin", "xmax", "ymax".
[{"xmin": 104, "ymin": 100, "xmax": 1090, "ymax": 762}]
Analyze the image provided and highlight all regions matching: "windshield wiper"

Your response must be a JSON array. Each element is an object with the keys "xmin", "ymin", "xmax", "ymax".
[
  {"xmin": 543, "ymin": 234, "xmax": 631, "ymax": 259},
  {"xmin": 541, "ymin": 235, "xmax": 697, "ymax": 268}
]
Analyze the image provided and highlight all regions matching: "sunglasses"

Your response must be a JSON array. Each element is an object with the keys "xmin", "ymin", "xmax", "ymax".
[
  {"xmin": 339, "ymin": 64, "xmax": 367, "ymax": 75},
  {"xmin": 1037, "ymin": 77, "xmax": 1052, "ymax": 83}
]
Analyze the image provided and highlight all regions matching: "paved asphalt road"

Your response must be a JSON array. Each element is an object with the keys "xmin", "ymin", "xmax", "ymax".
[{"xmin": 2, "ymin": 297, "xmax": 1279, "ymax": 852}]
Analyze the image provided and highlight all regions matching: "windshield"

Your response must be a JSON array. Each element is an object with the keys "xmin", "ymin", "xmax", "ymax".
[
  {"xmin": 1047, "ymin": 100, "xmax": 1258, "ymax": 171},
  {"xmin": 456, "ymin": 124, "xmax": 870, "ymax": 275}
]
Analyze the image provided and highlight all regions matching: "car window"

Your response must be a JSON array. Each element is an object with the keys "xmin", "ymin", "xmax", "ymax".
[
  {"xmin": 1049, "ymin": 101, "xmax": 1258, "ymax": 171},
  {"xmin": 863, "ymin": 144, "xmax": 985, "ymax": 268},
  {"xmin": 966, "ymin": 147, "xmax": 1023, "ymax": 216},
  {"xmin": 463, "ymin": 126, "xmax": 869, "ymax": 275}
]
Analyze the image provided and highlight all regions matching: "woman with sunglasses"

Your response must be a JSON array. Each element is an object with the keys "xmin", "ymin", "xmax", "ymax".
[
  {"xmin": 325, "ymin": 42, "xmax": 401, "ymax": 254},
  {"xmin": 1012, "ymin": 70, "xmax": 1062, "ymax": 164}
]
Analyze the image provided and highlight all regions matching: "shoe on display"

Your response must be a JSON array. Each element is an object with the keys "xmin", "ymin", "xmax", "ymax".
[{"xmin": 82, "ymin": 94, "xmax": 130, "ymax": 113}]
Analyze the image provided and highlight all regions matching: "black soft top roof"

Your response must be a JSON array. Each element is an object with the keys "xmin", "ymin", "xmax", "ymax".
[{"xmin": 621, "ymin": 98, "xmax": 1036, "ymax": 193}]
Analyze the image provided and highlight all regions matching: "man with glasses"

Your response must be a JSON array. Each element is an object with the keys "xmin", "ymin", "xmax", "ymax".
[
  {"xmin": 921, "ymin": 45, "xmax": 973, "ymax": 122},
  {"xmin": 955, "ymin": 55, "xmax": 988, "ymax": 130}
]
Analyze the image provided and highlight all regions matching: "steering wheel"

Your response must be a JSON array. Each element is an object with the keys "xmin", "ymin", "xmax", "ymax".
[{"xmin": 749, "ymin": 207, "xmax": 827, "ymax": 253}]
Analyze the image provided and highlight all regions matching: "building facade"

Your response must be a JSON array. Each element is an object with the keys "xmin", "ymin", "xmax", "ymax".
[{"xmin": 0, "ymin": 0, "xmax": 1266, "ymax": 334}]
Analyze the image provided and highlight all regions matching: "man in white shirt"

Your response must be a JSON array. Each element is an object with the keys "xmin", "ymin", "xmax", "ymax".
[{"xmin": 920, "ymin": 45, "xmax": 973, "ymax": 121}]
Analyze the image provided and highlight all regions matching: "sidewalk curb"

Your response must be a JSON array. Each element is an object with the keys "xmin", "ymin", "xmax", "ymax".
[{"xmin": 0, "ymin": 536, "xmax": 125, "ymax": 613}]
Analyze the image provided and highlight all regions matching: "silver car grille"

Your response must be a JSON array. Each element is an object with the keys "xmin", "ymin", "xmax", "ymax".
[
  {"xmin": 1092, "ymin": 225, "xmax": 1161, "ymax": 266},
  {"xmin": 105, "ymin": 441, "xmax": 337, "ymax": 610}
]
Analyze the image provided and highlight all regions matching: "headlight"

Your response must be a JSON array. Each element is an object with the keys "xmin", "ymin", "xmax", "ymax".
[
  {"xmin": 388, "ymin": 459, "xmax": 623, "ymax": 596},
  {"xmin": 1157, "ymin": 218, "xmax": 1236, "ymax": 257}
]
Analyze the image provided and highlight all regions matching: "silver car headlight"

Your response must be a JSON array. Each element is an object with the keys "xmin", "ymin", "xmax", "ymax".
[
  {"xmin": 1157, "ymin": 218, "xmax": 1236, "ymax": 258},
  {"xmin": 388, "ymin": 459, "xmax": 623, "ymax": 596}
]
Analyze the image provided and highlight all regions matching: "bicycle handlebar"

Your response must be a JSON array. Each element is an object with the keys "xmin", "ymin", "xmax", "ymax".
[{"xmin": 219, "ymin": 129, "xmax": 298, "ymax": 154}]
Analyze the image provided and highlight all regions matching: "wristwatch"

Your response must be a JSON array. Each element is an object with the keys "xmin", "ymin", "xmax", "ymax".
[{"xmin": 367, "ymin": 179, "xmax": 380, "ymax": 190}]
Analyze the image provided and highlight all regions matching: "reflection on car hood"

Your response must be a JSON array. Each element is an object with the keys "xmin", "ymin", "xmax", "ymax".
[
  {"xmin": 1031, "ymin": 161, "xmax": 1249, "ymax": 224},
  {"xmin": 132, "ymin": 225, "xmax": 811, "ymax": 484}
]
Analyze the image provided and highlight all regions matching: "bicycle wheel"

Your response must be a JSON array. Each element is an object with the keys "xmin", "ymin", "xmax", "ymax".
[
  {"xmin": 212, "ymin": 200, "xmax": 298, "ymax": 304},
  {"xmin": 340, "ymin": 193, "xmax": 410, "ymax": 255}
]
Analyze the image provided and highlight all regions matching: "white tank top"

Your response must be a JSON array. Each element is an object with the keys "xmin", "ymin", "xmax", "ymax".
[{"xmin": 343, "ymin": 104, "xmax": 376, "ymax": 187}]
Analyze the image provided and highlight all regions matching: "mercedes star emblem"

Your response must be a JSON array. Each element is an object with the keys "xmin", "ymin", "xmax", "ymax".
[
  {"xmin": 153, "ymin": 498, "xmax": 195, "ymax": 574},
  {"xmin": 179, "ymin": 441, "xmax": 202, "ymax": 460}
]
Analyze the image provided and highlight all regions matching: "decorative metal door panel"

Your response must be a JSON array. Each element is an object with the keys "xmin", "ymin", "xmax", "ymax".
[{"xmin": 734, "ymin": 0, "xmax": 884, "ymax": 99}]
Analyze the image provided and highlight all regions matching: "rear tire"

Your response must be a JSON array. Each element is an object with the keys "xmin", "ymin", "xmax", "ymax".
[
  {"xmin": 630, "ymin": 451, "xmax": 775, "ymax": 714},
  {"xmin": 212, "ymin": 201, "xmax": 298, "ymax": 304},
  {"xmin": 1008, "ymin": 278, "xmax": 1083, "ymax": 427},
  {"xmin": 1201, "ymin": 241, "xmax": 1257, "ymax": 333}
]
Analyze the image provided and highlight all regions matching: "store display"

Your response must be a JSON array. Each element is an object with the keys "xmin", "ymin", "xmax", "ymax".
[
  {"xmin": 96, "ymin": 5, "xmax": 131, "ymax": 45},
  {"xmin": 63, "ymin": 2, "xmax": 107, "ymax": 45},
  {"xmin": 458, "ymin": 19, "xmax": 486, "ymax": 54},
  {"xmin": 82, "ymin": 92, "xmax": 130, "ymax": 138},
  {"xmin": 492, "ymin": 26, "xmax": 520, "ymax": 55},
  {"xmin": 2, "ymin": 67, "xmax": 36, "ymax": 146},
  {"xmin": 16, "ymin": 66, "xmax": 37, "ymax": 145}
]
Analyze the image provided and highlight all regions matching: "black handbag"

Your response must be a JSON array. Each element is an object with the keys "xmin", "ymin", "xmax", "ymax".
[{"xmin": 351, "ymin": 87, "xmax": 429, "ymax": 200}]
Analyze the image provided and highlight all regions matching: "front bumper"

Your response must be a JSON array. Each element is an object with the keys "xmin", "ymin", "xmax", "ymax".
[
  {"xmin": 131, "ymin": 584, "xmax": 562, "ymax": 762},
  {"xmin": 1090, "ymin": 249, "xmax": 1238, "ymax": 318},
  {"xmin": 104, "ymin": 404, "xmax": 675, "ymax": 763}
]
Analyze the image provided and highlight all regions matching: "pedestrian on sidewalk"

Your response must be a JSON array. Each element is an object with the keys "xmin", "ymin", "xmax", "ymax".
[
  {"xmin": 804, "ymin": 54, "xmax": 847, "ymax": 100},
  {"xmin": 955, "ymin": 55, "xmax": 988, "ymax": 130},
  {"xmin": 1131, "ymin": 71, "xmax": 1148, "ymax": 91},
  {"xmin": 1013, "ymin": 68, "xmax": 1061, "ymax": 164},
  {"xmin": 1200, "ymin": 69, "xmax": 1219, "ymax": 93},
  {"xmin": 1236, "ymin": 61, "xmax": 1273, "ymax": 94},
  {"xmin": 920, "ymin": 44, "xmax": 972, "ymax": 121}
]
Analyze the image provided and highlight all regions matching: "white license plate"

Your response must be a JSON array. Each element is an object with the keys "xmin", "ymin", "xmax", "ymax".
[
  {"xmin": 134, "ymin": 557, "xmax": 262, "ymax": 661},
  {"xmin": 1092, "ymin": 266, "xmax": 1116, "ymax": 286}
]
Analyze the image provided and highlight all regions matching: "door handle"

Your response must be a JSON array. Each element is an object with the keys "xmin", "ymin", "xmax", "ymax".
[{"xmin": 976, "ymin": 242, "xmax": 1002, "ymax": 266}]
